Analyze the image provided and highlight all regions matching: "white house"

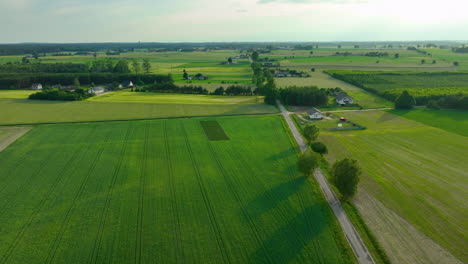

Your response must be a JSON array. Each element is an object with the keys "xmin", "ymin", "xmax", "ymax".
[
  {"xmin": 307, "ymin": 108, "xmax": 323, "ymax": 120},
  {"xmin": 335, "ymin": 93, "xmax": 354, "ymax": 106},
  {"xmin": 31, "ymin": 83, "xmax": 43, "ymax": 90},
  {"xmin": 88, "ymin": 86, "xmax": 105, "ymax": 95},
  {"xmin": 119, "ymin": 80, "xmax": 134, "ymax": 89}
]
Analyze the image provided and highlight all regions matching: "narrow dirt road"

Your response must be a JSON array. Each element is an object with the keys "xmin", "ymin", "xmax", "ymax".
[{"xmin": 277, "ymin": 100, "xmax": 375, "ymax": 264}]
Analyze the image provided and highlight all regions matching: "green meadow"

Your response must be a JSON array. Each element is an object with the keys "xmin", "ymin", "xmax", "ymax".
[
  {"xmin": 320, "ymin": 110, "xmax": 468, "ymax": 262},
  {"xmin": 0, "ymin": 93, "xmax": 277, "ymax": 125},
  {"xmin": 0, "ymin": 115, "xmax": 353, "ymax": 264}
]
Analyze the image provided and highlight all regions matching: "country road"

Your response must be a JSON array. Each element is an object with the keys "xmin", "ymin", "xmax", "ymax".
[{"xmin": 277, "ymin": 100, "xmax": 375, "ymax": 264}]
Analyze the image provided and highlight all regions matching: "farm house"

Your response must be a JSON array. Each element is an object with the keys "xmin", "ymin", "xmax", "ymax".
[
  {"xmin": 31, "ymin": 83, "xmax": 43, "ymax": 90},
  {"xmin": 335, "ymin": 93, "xmax": 354, "ymax": 106},
  {"xmin": 307, "ymin": 108, "xmax": 323, "ymax": 120}
]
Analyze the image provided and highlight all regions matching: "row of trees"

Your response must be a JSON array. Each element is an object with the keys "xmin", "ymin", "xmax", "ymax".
[
  {"xmin": 29, "ymin": 88, "xmax": 93, "ymax": 101},
  {"xmin": 0, "ymin": 73, "xmax": 171, "ymax": 89},
  {"xmin": 297, "ymin": 124, "xmax": 361, "ymax": 200},
  {"xmin": 395, "ymin": 90, "xmax": 468, "ymax": 110},
  {"xmin": 2, "ymin": 59, "xmax": 152, "ymax": 75},
  {"xmin": 278, "ymin": 86, "xmax": 328, "ymax": 107}
]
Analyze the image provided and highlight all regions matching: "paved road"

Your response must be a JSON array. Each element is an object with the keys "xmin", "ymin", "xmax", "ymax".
[
  {"xmin": 322, "ymin": 108, "xmax": 393, "ymax": 113},
  {"xmin": 277, "ymin": 100, "xmax": 375, "ymax": 264}
]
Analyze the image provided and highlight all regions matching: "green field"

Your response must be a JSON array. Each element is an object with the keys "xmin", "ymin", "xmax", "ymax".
[
  {"xmin": 89, "ymin": 90, "xmax": 263, "ymax": 105},
  {"xmin": 0, "ymin": 90, "xmax": 35, "ymax": 99},
  {"xmin": 320, "ymin": 110, "xmax": 468, "ymax": 262},
  {"xmin": 391, "ymin": 108, "xmax": 468, "ymax": 137},
  {"xmin": 0, "ymin": 116, "xmax": 353, "ymax": 263},
  {"xmin": 0, "ymin": 93, "xmax": 276, "ymax": 125}
]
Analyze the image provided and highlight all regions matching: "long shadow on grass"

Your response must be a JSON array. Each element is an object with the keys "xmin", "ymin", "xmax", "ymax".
[
  {"xmin": 245, "ymin": 176, "xmax": 307, "ymax": 220},
  {"xmin": 248, "ymin": 204, "xmax": 327, "ymax": 263},
  {"xmin": 266, "ymin": 149, "xmax": 295, "ymax": 161}
]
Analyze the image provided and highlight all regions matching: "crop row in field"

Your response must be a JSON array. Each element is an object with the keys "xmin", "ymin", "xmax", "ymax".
[
  {"xmin": 0, "ymin": 116, "xmax": 354, "ymax": 263},
  {"xmin": 320, "ymin": 110, "xmax": 468, "ymax": 263}
]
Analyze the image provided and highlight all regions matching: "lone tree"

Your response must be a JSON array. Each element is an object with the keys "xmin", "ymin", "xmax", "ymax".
[
  {"xmin": 394, "ymin": 53, "xmax": 400, "ymax": 58},
  {"xmin": 421, "ymin": 59, "xmax": 426, "ymax": 64},
  {"xmin": 142, "ymin": 59, "xmax": 151, "ymax": 74},
  {"xmin": 454, "ymin": 61, "xmax": 459, "ymax": 66},
  {"xmin": 73, "ymin": 77, "xmax": 81, "ymax": 88},
  {"xmin": 303, "ymin": 125, "xmax": 319, "ymax": 143},
  {"xmin": 395, "ymin": 90, "xmax": 416, "ymax": 109},
  {"xmin": 132, "ymin": 60, "xmax": 141, "ymax": 74},
  {"xmin": 251, "ymin": 51, "xmax": 259, "ymax": 62},
  {"xmin": 183, "ymin": 69, "xmax": 189, "ymax": 80},
  {"xmin": 297, "ymin": 150, "xmax": 320, "ymax": 176},
  {"xmin": 310, "ymin": 141, "xmax": 328, "ymax": 155},
  {"xmin": 331, "ymin": 158, "xmax": 361, "ymax": 200},
  {"xmin": 228, "ymin": 57, "xmax": 233, "ymax": 64}
]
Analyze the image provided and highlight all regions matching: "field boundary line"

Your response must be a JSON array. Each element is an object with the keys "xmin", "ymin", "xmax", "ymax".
[
  {"xmin": 205, "ymin": 140, "xmax": 274, "ymax": 264},
  {"xmin": 181, "ymin": 123, "xmax": 232, "ymax": 264},
  {"xmin": 0, "ymin": 126, "xmax": 91, "ymax": 264},
  {"xmin": 135, "ymin": 121, "xmax": 150, "ymax": 264},
  {"xmin": 88, "ymin": 123, "xmax": 134, "ymax": 264},
  {"xmin": 44, "ymin": 125, "xmax": 111, "ymax": 264},
  {"xmin": 0, "ymin": 112, "xmax": 279, "ymax": 127},
  {"xmin": 277, "ymin": 100, "xmax": 375, "ymax": 264},
  {"xmin": 0, "ymin": 128, "xmax": 79, "ymax": 215},
  {"xmin": 163, "ymin": 121, "xmax": 183, "ymax": 261}
]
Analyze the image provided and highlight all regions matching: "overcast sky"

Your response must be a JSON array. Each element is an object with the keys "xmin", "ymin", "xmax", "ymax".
[{"xmin": 0, "ymin": 0, "xmax": 466, "ymax": 43}]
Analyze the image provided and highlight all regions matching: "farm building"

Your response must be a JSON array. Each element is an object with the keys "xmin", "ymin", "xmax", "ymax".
[
  {"xmin": 31, "ymin": 83, "xmax": 43, "ymax": 90},
  {"xmin": 119, "ymin": 80, "xmax": 134, "ymax": 88},
  {"xmin": 335, "ymin": 93, "xmax": 354, "ymax": 106},
  {"xmin": 307, "ymin": 108, "xmax": 323, "ymax": 120},
  {"xmin": 88, "ymin": 86, "xmax": 105, "ymax": 95}
]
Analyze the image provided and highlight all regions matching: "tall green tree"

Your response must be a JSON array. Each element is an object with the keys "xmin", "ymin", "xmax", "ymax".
[
  {"xmin": 303, "ymin": 125, "xmax": 319, "ymax": 143},
  {"xmin": 183, "ymin": 69, "xmax": 189, "ymax": 80},
  {"xmin": 113, "ymin": 60, "xmax": 130, "ymax": 73},
  {"xmin": 251, "ymin": 51, "xmax": 259, "ymax": 62},
  {"xmin": 297, "ymin": 150, "xmax": 320, "ymax": 176},
  {"xmin": 331, "ymin": 158, "xmax": 361, "ymax": 200},
  {"xmin": 73, "ymin": 77, "xmax": 81, "ymax": 88},
  {"xmin": 310, "ymin": 141, "xmax": 328, "ymax": 155},
  {"xmin": 142, "ymin": 59, "xmax": 151, "ymax": 74},
  {"xmin": 395, "ymin": 90, "xmax": 416, "ymax": 109},
  {"xmin": 132, "ymin": 60, "xmax": 141, "ymax": 74}
]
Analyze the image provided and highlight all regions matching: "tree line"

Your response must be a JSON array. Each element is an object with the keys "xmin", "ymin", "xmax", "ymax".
[
  {"xmin": 29, "ymin": 88, "xmax": 93, "ymax": 101},
  {"xmin": 0, "ymin": 73, "xmax": 171, "ymax": 89},
  {"xmin": 278, "ymin": 86, "xmax": 328, "ymax": 107}
]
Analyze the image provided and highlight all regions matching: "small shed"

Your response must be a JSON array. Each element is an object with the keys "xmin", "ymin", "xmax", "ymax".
[
  {"xmin": 31, "ymin": 83, "xmax": 43, "ymax": 90},
  {"xmin": 307, "ymin": 108, "xmax": 323, "ymax": 120}
]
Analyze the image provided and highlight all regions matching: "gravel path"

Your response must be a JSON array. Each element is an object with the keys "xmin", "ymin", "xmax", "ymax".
[{"xmin": 277, "ymin": 100, "xmax": 375, "ymax": 264}]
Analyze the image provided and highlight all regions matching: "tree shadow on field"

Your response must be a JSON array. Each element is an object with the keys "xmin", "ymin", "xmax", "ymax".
[
  {"xmin": 244, "ymin": 176, "xmax": 307, "ymax": 220},
  {"xmin": 248, "ymin": 204, "xmax": 327, "ymax": 264},
  {"xmin": 266, "ymin": 149, "xmax": 295, "ymax": 161}
]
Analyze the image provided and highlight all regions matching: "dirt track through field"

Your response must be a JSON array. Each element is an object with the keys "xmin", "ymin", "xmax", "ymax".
[
  {"xmin": 0, "ymin": 127, "xmax": 32, "ymax": 152},
  {"xmin": 354, "ymin": 191, "xmax": 462, "ymax": 264}
]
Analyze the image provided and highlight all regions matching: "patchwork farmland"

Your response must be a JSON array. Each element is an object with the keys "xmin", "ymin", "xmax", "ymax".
[
  {"xmin": 320, "ymin": 110, "xmax": 468, "ymax": 263},
  {"xmin": 0, "ymin": 116, "xmax": 353, "ymax": 264}
]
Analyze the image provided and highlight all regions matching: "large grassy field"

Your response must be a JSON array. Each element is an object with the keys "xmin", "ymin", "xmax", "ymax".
[
  {"xmin": 0, "ymin": 116, "xmax": 353, "ymax": 263},
  {"xmin": 89, "ymin": 90, "xmax": 264, "ymax": 105},
  {"xmin": 391, "ymin": 108, "xmax": 468, "ymax": 137},
  {"xmin": 0, "ymin": 93, "xmax": 276, "ymax": 125},
  {"xmin": 320, "ymin": 110, "xmax": 467, "ymax": 263}
]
